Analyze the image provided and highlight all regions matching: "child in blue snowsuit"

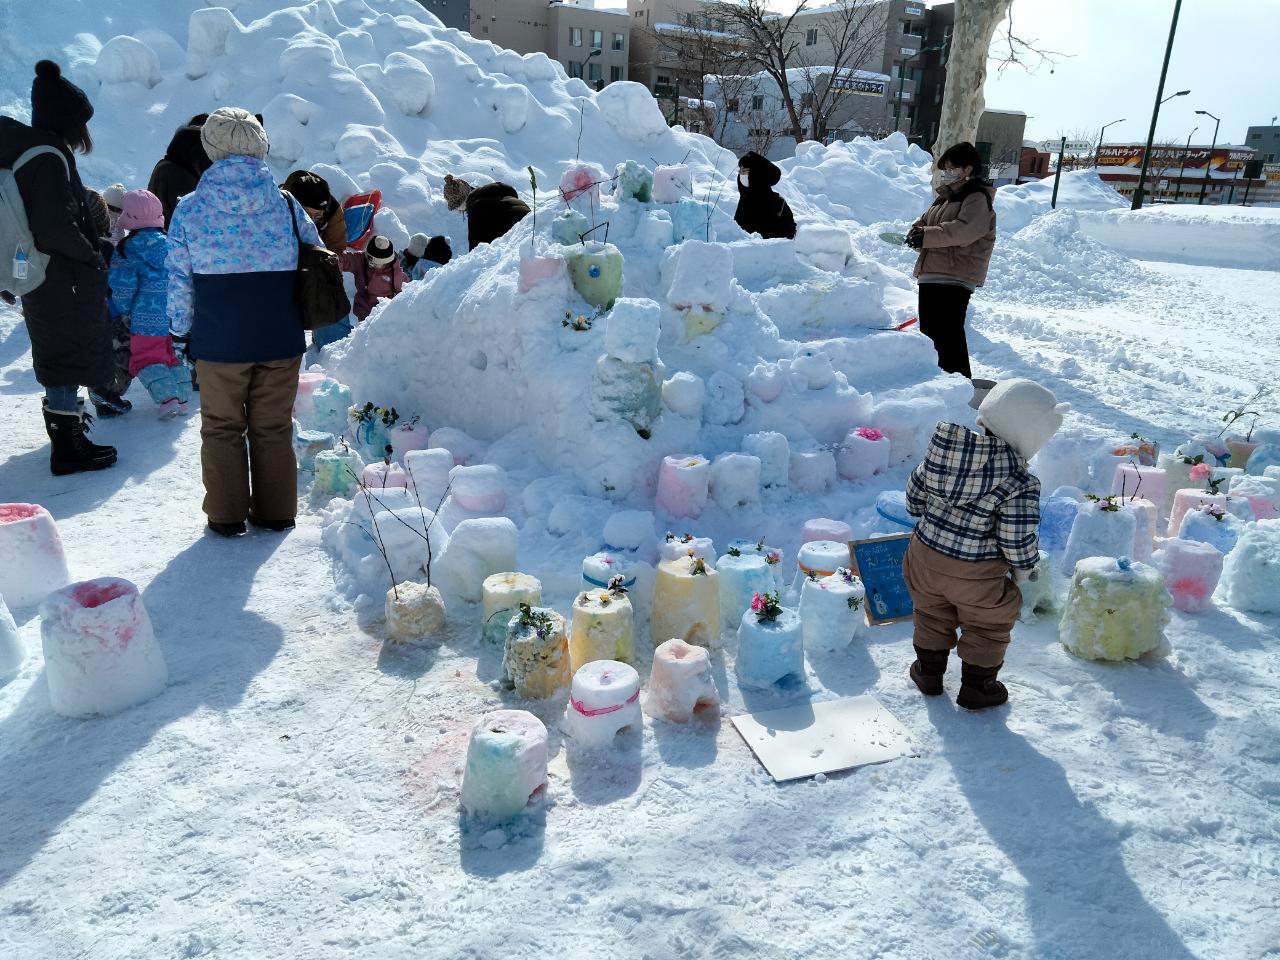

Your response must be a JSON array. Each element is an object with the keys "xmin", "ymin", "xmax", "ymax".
[{"xmin": 108, "ymin": 190, "xmax": 192, "ymax": 418}]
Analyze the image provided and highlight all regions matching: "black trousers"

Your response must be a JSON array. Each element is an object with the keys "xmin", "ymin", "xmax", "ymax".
[{"xmin": 917, "ymin": 282, "xmax": 973, "ymax": 379}]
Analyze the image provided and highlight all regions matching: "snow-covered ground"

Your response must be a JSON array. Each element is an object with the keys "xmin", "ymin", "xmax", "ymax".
[{"xmin": 2, "ymin": 2, "xmax": 1279, "ymax": 958}]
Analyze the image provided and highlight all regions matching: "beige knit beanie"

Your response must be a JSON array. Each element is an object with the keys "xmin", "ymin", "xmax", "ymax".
[{"xmin": 200, "ymin": 107, "xmax": 269, "ymax": 163}]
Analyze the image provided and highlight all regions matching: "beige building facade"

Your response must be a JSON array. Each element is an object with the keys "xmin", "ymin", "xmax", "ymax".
[{"xmin": 465, "ymin": 0, "xmax": 630, "ymax": 88}]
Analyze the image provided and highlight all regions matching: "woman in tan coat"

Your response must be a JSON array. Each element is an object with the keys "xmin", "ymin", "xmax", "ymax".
[{"xmin": 906, "ymin": 142, "xmax": 996, "ymax": 379}]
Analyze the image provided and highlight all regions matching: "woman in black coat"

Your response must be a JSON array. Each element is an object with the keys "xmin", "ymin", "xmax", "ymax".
[
  {"xmin": 465, "ymin": 182, "xmax": 531, "ymax": 251},
  {"xmin": 148, "ymin": 114, "xmax": 212, "ymax": 229},
  {"xmin": 0, "ymin": 61, "xmax": 116, "ymax": 475},
  {"xmin": 733, "ymin": 151, "xmax": 796, "ymax": 240}
]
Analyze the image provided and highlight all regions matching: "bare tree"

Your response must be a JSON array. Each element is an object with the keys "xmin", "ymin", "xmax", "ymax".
[
  {"xmin": 793, "ymin": 1, "xmax": 887, "ymax": 143},
  {"xmin": 641, "ymin": 13, "xmax": 753, "ymax": 138},
  {"xmin": 706, "ymin": 0, "xmax": 811, "ymax": 142}
]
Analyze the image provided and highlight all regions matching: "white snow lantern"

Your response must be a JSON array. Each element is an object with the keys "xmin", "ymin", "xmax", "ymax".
[
  {"xmin": 1, "ymin": 594, "xmax": 24, "ymax": 685},
  {"xmin": 1062, "ymin": 499, "xmax": 1138, "ymax": 578},
  {"xmin": 1220, "ymin": 519, "xmax": 1280, "ymax": 613},
  {"xmin": 709, "ymin": 453, "xmax": 761, "ymax": 509},
  {"xmin": 502, "ymin": 606, "xmax": 570, "ymax": 699},
  {"xmin": 837, "ymin": 428, "xmax": 891, "ymax": 483},
  {"xmin": 656, "ymin": 454, "xmax": 711, "ymax": 518},
  {"xmin": 582, "ymin": 551, "xmax": 644, "ymax": 593},
  {"xmin": 1153, "ymin": 539, "xmax": 1223, "ymax": 613},
  {"xmin": 801, "ymin": 517, "xmax": 854, "ymax": 546},
  {"xmin": 661, "ymin": 372, "xmax": 705, "ymax": 419},
  {"xmin": 658, "ymin": 535, "xmax": 716, "ymax": 565},
  {"xmin": 1017, "ymin": 552, "xmax": 1056, "ymax": 621},
  {"xmin": 799, "ymin": 568, "xmax": 866, "ymax": 651},
  {"xmin": 736, "ymin": 603, "xmax": 804, "ymax": 689},
  {"xmin": 0, "ymin": 503, "xmax": 70, "ymax": 609},
  {"xmin": 645, "ymin": 638, "xmax": 720, "ymax": 723},
  {"xmin": 1155, "ymin": 452, "xmax": 1197, "ymax": 520},
  {"xmin": 788, "ymin": 450, "xmax": 837, "ymax": 493},
  {"xmin": 404, "ymin": 448, "xmax": 455, "ymax": 505},
  {"xmin": 651, "ymin": 555, "xmax": 720, "ymax": 648},
  {"xmin": 1127, "ymin": 498, "xmax": 1159, "ymax": 563},
  {"xmin": 602, "ymin": 510, "xmax": 655, "ymax": 553},
  {"xmin": 1060, "ymin": 557, "xmax": 1170, "ymax": 661},
  {"xmin": 569, "ymin": 588, "xmax": 635, "ymax": 670},
  {"xmin": 428, "ymin": 427, "xmax": 486, "ymax": 465},
  {"xmin": 481, "ymin": 572, "xmax": 542, "ymax": 644},
  {"xmin": 40, "ymin": 578, "xmax": 167, "ymax": 718},
  {"xmin": 604, "ymin": 297, "xmax": 661, "ymax": 365},
  {"xmin": 1229, "ymin": 475, "xmax": 1280, "ymax": 521},
  {"xmin": 652, "ymin": 164, "xmax": 693, "ymax": 204},
  {"xmin": 460, "ymin": 709, "xmax": 548, "ymax": 820},
  {"xmin": 449, "ymin": 464, "xmax": 508, "ymax": 514},
  {"xmin": 385, "ymin": 581, "xmax": 446, "ymax": 641},
  {"xmin": 716, "ymin": 552, "xmax": 775, "ymax": 629},
  {"xmin": 561, "ymin": 660, "xmax": 642, "ymax": 748},
  {"xmin": 790, "ymin": 540, "xmax": 850, "ymax": 596},
  {"xmin": 437, "ymin": 517, "xmax": 519, "ymax": 602},
  {"xmin": 361, "ymin": 460, "xmax": 408, "ymax": 490},
  {"xmin": 871, "ymin": 400, "xmax": 929, "ymax": 464},
  {"xmin": 743, "ymin": 431, "xmax": 791, "ymax": 489}
]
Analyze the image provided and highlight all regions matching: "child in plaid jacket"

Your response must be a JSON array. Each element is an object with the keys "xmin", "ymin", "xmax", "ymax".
[{"xmin": 902, "ymin": 379, "xmax": 1069, "ymax": 709}]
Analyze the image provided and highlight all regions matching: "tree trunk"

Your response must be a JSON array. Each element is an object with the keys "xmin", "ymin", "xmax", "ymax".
[{"xmin": 931, "ymin": 0, "xmax": 1011, "ymax": 184}]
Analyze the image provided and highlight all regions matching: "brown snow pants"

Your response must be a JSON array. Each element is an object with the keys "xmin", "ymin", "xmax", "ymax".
[
  {"xmin": 901, "ymin": 536, "xmax": 1022, "ymax": 669},
  {"xmin": 196, "ymin": 356, "xmax": 301, "ymax": 526}
]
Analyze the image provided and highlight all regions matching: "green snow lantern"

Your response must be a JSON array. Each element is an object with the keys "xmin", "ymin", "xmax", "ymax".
[
  {"xmin": 313, "ymin": 446, "xmax": 366, "ymax": 497},
  {"xmin": 615, "ymin": 160, "xmax": 654, "ymax": 203},
  {"xmin": 552, "ymin": 209, "xmax": 591, "ymax": 246},
  {"xmin": 566, "ymin": 242, "xmax": 624, "ymax": 310}
]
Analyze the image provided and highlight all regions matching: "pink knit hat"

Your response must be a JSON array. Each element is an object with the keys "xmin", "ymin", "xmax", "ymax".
[{"xmin": 118, "ymin": 189, "xmax": 165, "ymax": 230}]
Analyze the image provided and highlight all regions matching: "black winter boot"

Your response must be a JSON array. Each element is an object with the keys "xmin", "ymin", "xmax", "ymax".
[
  {"xmin": 90, "ymin": 389, "xmax": 132, "ymax": 417},
  {"xmin": 909, "ymin": 645, "xmax": 949, "ymax": 696},
  {"xmin": 957, "ymin": 662, "xmax": 1009, "ymax": 710},
  {"xmin": 43, "ymin": 403, "xmax": 117, "ymax": 476},
  {"xmin": 76, "ymin": 402, "xmax": 120, "ymax": 460}
]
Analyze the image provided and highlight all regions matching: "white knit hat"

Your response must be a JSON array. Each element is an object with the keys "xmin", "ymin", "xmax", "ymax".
[
  {"xmin": 200, "ymin": 107, "xmax": 268, "ymax": 163},
  {"xmin": 101, "ymin": 183, "xmax": 126, "ymax": 209},
  {"xmin": 976, "ymin": 379, "xmax": 1070, "ymax": 462},
  {"xmin": 406, "ymin": 233, "xmax": 430, "ymax": 258}
]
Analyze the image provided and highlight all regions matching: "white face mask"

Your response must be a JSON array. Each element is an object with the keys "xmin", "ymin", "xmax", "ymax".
[
  {"xmin": 739, "ymin": 172, "xmax": 750, "ymax": 188},
  {"xmin": 941, "ymin": 169, "xmax": 967, "ymax": 184}
]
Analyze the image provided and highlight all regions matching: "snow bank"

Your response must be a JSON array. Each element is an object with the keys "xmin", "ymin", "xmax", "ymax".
[{"xmin": 1076, "ymin": 205, "xmax": 1280, "ymax": 271}]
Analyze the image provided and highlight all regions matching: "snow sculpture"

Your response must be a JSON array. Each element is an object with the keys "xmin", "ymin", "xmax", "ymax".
[
  {"xmin": 789, "ymin": 450, "xmax": 837, "ymax": 493},
  {"xmin": 0, "ymin": 503, "xmax": 70, "ymax": 609},
  {"xmin": 94, "ymin": 34, "xmax": 162, "ymax": 88},
  {"xmin": 1060, "ymin": 557, "xmax": 1170, "ymax": 661},
  {"xmin": 561, "ymin": 660, "xmax": 641, "ymax": 748},
  {"xmin": 591, "ymin": 356, "xmax": 662, "ymax": 433},
  {"xmin": 1230, "ymin": 475, "xmax": 1280, "ymax": 520},
  {"xmin": 1178, "ymin": 506, "xmax": 1243, "ymax": 555},
  {"xmin": 604, "ymin": 298, "xmax": 661, "ymax": 364},
  {"xmin": 460, "ymin": 709, "xmax": 548, "ymax": 820},
  {"xmin": 404, "ymin": 448, "xmax": 454, "ymax": 504},
  {"xmin": 656, "ymin": 454, "xmax": 710, "ymax": 518},
  {"xmin": 1017, "ymin": 552, "xmax": 1056, "ymax": 621},
  {"xmin": 802, "ymin": 518, "xmax": 854, "ymax": 545},
  {"xmin": 1168, "ymin": 490, "xmax": 1226, "ymax": 537},
  {"xmin": 502, "ymin": 605, "xmax": 570, "ymax": 699},
  {"xmin": 552, "ymin": 209, "xmax": 591, "ymax": 246},
  {"xmin": 791, "ymin": 540, "xmax": 851, "ymax": 595},
  {"xmin": 569, "ymin": 587, "xmax": 635, "ymax": 669},
  {"xmin": 1153, "ymin": 539, "xmax": 1223, "ymax": 612},
  {"xmin": 313, "ymin": 447, "xmax": 365, "ymax": 497},
  {"xmin": 652, "ymin": 164, "xmax": 692, "ymax": 203},
  {"xmin": 799, "ymin": 568, "xmax": 866, "ymax": 651},
  {"xmin": 293, "ymin": 428, "xmax": 335, "ymax": 472},
  {"xmin": 666, "ymin": 241, "xmax": 732, "ymax": 341},
  {"xmin": 645, "ymin": 639, "xmax": 719, "ymax": 723},
  {"xmin": 449, "ymin": 464, "xmax": 507, "ymax": 513},
  {"xmin": 559, "ymin": 162, "xmax": 605, "ymax": 209},
  {"xmin": 1039, "ymin": 491, "xmax": 1082, "ymax": 555},
  {"xmin": 40, "ymin": 578, "xmax": 167, "ymax": 718},
  {"xmin": 1, "ymin": 595, "xmax": 23, "ymax": 685},
  {"xmin": 361, "ymin": 461, "xmax": 408, "ymax": 489},
  {"xmin": 582, "ymin": 552, "xmax": 642, "ymax": 591},
  {"xmin": 743, "ymin": 432, "xmax": 790, "ymax": 488},
  {"xmin": 565, "ymin": 242, "xmax": 623, "ymax": 310},
  {"xmin": 837, "ymin": 427, "xmax": 891, "ymax": 482},
  {"xmin": 437, "ymin": 517, "xmax": 519, "ymax": 601},
  {"xmin": 651, "ymin": 556, "xmax": 720, "ymax": 648},
  {"xmin": 1245, "ymin": 442, "xmax": 1280, "ymax": 475},
  {"xmin": 603, "ymin": 511, "xmax": 655, "ymax": 553},
  {"xmin": 1110, "ymin": 464, "xmax": 1167, "ymax": 517},
  {"xmin": 482, "ymin": 573, "xmax": 542, "ymax": 644},
  {"xmin": 1062, "ymin": 498, "xmax": 1137, "ymax": 577},
  {"xmin": 386, "ymin": 581, "xmax": 446, "ymax": 641},
  {"xmin": 1221, "ymin": 519, "xmax": 1280, "ymax": 613},
  {"xmin": 658, "ymin": 534, "xmax": 715, "ymax": 565},
  {"xmin": 794, "ymin": 224, "xmax": 852, "ymax": 272},
  {"xmin": 709, "ymin": 453, "xmax": 761, "ymax": 509},
  {"xmin": 736, "ymin": 600, "xmax": 804, "ymax": 689},
  {"xmin": 716, "ymin": 552, "xmax": 775, "ymax": 629},
  {"xmin": 662, "ymin": 372, "xmax": 705, "ymax": 419},
  {"xmin": 789, "ymin": 348, "xmax": 837, "ymax": 390},
  {"xmin": 614, "ymin": 159, "xmax": 653, "ymax": 203},
  {"xmin": 672, "ymin": 198, "xmax": 714, "ymax": 244},
  {"xmin": 310, "ymin": 379, "xmax": 352, "ymax": 436},
  {"xmin": 704, "ymin": 371, "xmax": 745, "ymax": 426}
]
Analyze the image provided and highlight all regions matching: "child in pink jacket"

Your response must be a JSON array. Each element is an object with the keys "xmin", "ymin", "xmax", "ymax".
[{"xmin": 340, "ymin": 235, "xmax": 407, "ymax": 323}]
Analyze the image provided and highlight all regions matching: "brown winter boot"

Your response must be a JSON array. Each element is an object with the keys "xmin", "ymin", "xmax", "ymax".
[
  {"xmin": 909, "ymin": 645, "xmax": 949, "ymax": 696},
  {"xmin": 956, "ymin": 662, "xmax": 1009, "ymax": 710}
]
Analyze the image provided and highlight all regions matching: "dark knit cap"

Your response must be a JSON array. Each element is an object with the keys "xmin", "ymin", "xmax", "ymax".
[
  {"xmin": 424, "ymin": 235, "xmax": 452, "ymax": 265},
  {"xmin": 286, "ymin": 172, "xmax": 331, "ymax": 209},
  {"xmin": 31, "ymin": 60, "xmax": 93, "ymax": 136}
]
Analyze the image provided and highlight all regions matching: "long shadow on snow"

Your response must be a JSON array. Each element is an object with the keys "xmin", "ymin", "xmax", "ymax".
[
  {"xmin": 927, "ymin": 700, "xmax": 1200, "ymax": 960},
  {"xmin": 0, "ymin": 532, "xmax": 284, "ymax": 888},
  {"xmin": 1079, "ymin": 654, "xmax": 1217, "ymax": 744}
]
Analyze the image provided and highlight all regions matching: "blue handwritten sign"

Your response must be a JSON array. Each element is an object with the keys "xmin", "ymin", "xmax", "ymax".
[{"xmin": 848, "ymin": 535, "xmax": 914, "ymax": 626}]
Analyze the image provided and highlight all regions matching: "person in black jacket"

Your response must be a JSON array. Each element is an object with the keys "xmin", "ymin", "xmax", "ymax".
[
  {"xmin": 465, "ymin": 182, "xmax": 531, "ymax": 251},
  {"xmin": 733, "ymin": 151, "xmax": 796, "ymax": 240},
  {"xmin": 0, "ymin": 61, "xmax": 116, "ymax": 475},
  {"xmin": 147, "ymin": 114, "xmax": 212, "ymax": 229}
]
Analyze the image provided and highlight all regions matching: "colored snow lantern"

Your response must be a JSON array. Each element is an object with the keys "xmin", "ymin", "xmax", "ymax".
[
  {"xmin": 310, "ymin": 378, "xmax": 352, "ymax": 436},
  {"xmin": 390, "ymin": 420, "xmax": 431, "ymax": 456},
  {"xmin": 837, "ymin": 427, "xmax": 891, "ymax": 483},
  {"xmin": 1039, "ymin": 493, "xmax": 1082, "ymax": 555},
  {"xmin": 502, "ymin": 605, "xmax": 570, "ymax": 699},
  {"xmin": 658, "ymin": 535, "xmax": 716, "ymax": 565},
  {"xmin": 460, "ymin": 709, "xmax": 548, "ymax": 819},
  {"xmin": 802, "ymin": 518, "xmax": 854, "ymax": 546},
  {"xmin": 788, "ymin": 450, "xmax": 837, "ymax": 493},
  {"xmin": 517, "ymin": 249, "xmax": 565, "ymax": 293},
  {"xmin": 361, "ymin": 460, "xmax": 408, "ymax": 489},
  {"xmin": 582, "ymin": 551, "xmax": 642, "ymax": 591},
  {"xmin": 736, "ymin": 600, "xmax": 804, "ymax": 689},
  {"xmin": 743, "ymin": 431, "xmax": 790, "ymax": 488},
  {"xmin": 716, "ymin": 552, "xmax": 775, "ymax": 629},
  {"xmin": 404, "ymin": 448, "xmax": 454, "ymax": 505},
  {"xmin": 874, "ymin": 490, "xmax": 918, "ymax": 534},
  {"xmin": 561, "ymin": 660, "xmax": 642, "ymax": 748},
  {"xmin": 552, "ymin": 208, "xmax": 591, "ymax": 246},
  {"xmin": 293, "ymin": 428, "xmax": 335, "ymax": 472},
  {"xmin": 437, "ymin": 518, "xmax": 519, "ymax": 602},
  {"xmin": 645, "ymin": 639, "xmax": 719, "ymax": 723},
  {"xmin": 591, "ymin": 357, "xmax": 662, "ymax": 432},
  {"xmin": 709, "ymin": 453, "xmax": 761, "ymax": 509},
  {"xmin": 559, "ymin": 162, "xmax": 604, "ymax": 209},
  {"xmin": 1178, "ymin": 505, "xmax": 1243, "ymax": 555},
  {"xmin": 651, "ymin": 555, "xmax": 720, "ymax": 648},
  {"xmin": 1017, "ymin": 552, "xmax": 1056, "ymax": 621},
  {"xmin": 1246, "ymin": 442, "xmax": 1280, "ymax": 475},
  {"xmin": 1110, "ymin": 464, "xmax": 1167, "ymax": 518},
  {"xmin": 1188, "ymin": 436, "xmax": 1231, "ymax": 467},
  {"xmin": 1220, "ymin": 519, "xmax": 1280, "ymax": 613},
  {"xmin": 1229, "ymin": 475, "xmax": 1280, "ymax": 520},
  {"xmin": 656, "ymin": 454, "xmax": 711, "ymax": 518},
  {"xmin": 1167, "ymin": 490, "xmax": 1226, "ymax": 538},
  {"xmin": 0, "ymin": 503, "xmax": 70, "ymax": 609},
  {"xmin": 569, "ymin": 587, "xmax": 635, "ymax": 670},
  {"xmin": 604, "ymin": 297, "xmax": 661, "ymax": 364},
  {"xmin": 1060, "ymin": 557, "xmax": 1170, "ymax": 661},
  {"xmin": 799, "ymin": 568, "xmax": 866, "ymax": 651},
  {"xmin": 40, "ymin": 578, "xmax": 167, "ymax": 718},
  {"xmin": 1127, "ymin": 498, "xmax": 1159, "ymax": 562},
  {"xmin": 652, "ymin": 164, "xmax": 693, "ymax": 204},
  {"xmin": 293, "ymin": 371, "xmax": 328, "ymax": 422},
  {"xmin": 1153, "ymin": 539, "xmax": 1223, "ymax": 613},
  {"xmin": 1226, "ymin": 438, "xmax": 1260, "ymax": 469},
  {"xmin": 614, "ymin": 159, "xmax": 654, "ymax": 203},
  {"xmin": 449, "ymin": 464, "xmax": 507, "ymax": 514},
  {"xmin": 1155, "ymin": 453, "xmax": 1197, "ymax": 520},
  {"xmin": 385, "ymin": 581, "xmax": 446, "ymax": 641},
  {"xmin": 482, "ymin": 572, "xmax": 543, "ymax": 645},
  {"xmin": 672, "ymin": 197, "xmax": 715, "ymax": 243},
  {"xmin": 791, "ymin": 540, "xmax": 850, "ymax": 596},
  {"xmin": 565, "ymin": 242, "xmax": 623, "ymax": 310},
  {"xmin": 1, "ymin": 594, "xmax": 24, "ymax": 686},
  {"xmin": 1062, "ymin": 498, "xmax": 1137, "ymax": 577}
]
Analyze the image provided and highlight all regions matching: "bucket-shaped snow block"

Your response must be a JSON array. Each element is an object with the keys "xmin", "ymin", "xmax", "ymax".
[
  {"xmin": 657, "ymin": 454, "xmax": 710, "ymax": 518},
  {"xmin": 309, "ymin": 378, "xmax": 352, "ymax": 436},
  {"xmin": 569, "ymin": 589, "xmax": 635, "ymax": 670},
  {"xmin": 1229, "ymin": 475, "xmax": 1280, "ymax": 520},
  {"xmin": 517, "ymin": 251, "xmax": 565, "ymax": 294},
  {"xmin": 482, "ymin": 572, "xmax": 543, "ymax": 644},
  {"xmin": 389, "ymin": 421, "xmax": 431, "ymax": 457},
  {"xmin": 404, "ymin": 448, "xmax": 454, "ymax": 505},
  {"xmin": 582, "ymin": 552, "xmax": 642, "ymax": 592},
  {"xmin": 736, "ymin": 605, "xmax": 804, "ymax": 689},
  {"xmin": 559, "ymin": 162, "xmax": 605, "ymax": 209},
  {"xmin": 789, "ymin": 450, "xmax": 837, "ymax": 493},
  {"xmin": 292, "ymin": 427, "xmax": 335, "ymax": 472},
  {"xmin": 727, "ymin": 538, "xmax": 784, "ymax": 589},
  {"xmin": 361, "ymin": 461, "xmax": 408, "ymax": 490},
  {"xmin": 1153, "ymin": 539, "xmax": 1223, "ymax": 613},
  {"xmin": 645, "ymin": 638, "xmax": 719, "ymax": 723},
  {"xmin": 802, "ymin": 518, "xmax": 853, "ymax": 546},
  {"xmin": 591, "ymin": 357, "xmax": 662, "ymax": 432},
  {"xmin": 743, "ymin": 432, "xmax": 790, "ymax": 488},
  {"xmin": 0, "ymin": 503, "xmax": 70, "ymax": 609},
  {"xmin": 874, "ymin": 490, "xmax": 918, "ymax": 535},
  {"xmin": 1110, "ymin": 465, "xmax": 1167, "ymax": 518},
  {"xmin": 837, "ymin": 428, "xmax": 891, "ymax": 482},
  {"xmin": 460, "ymin": 709, "xmax": 548, "ymax": 820},
  {"xmin": 791, "ymin": 540, "xmax": 850, "ymax": 596},
  {"xmin": 1178, "ymin": 505, "xmax": 1243, "ymax": 555},
  {"xmin": 561, "ymin": 660, "xmax": 641, "ymax": 748},
  {"xmin": 1039, "ymin": 493, "xmax": 1081, "ymax": 555},
  {"xmin": 438, "ymin": 518, "xmax": 519, "ymax": 602},
  {"xmin": 708, "ymin": 453, "xmax": 761, "ymax": 509},
  {"xmin": 1246, "ymin": 442, "xmax": 1280, "ymax": 475},
  {"xmin": 652, "ymin": 164, "xmax": 692, "ymax": 204},
  {"xmin": 1018, "ymin": 552, "xmax": 1056, "ymax": 621},
  {"xmin": 1226, "ymin": 438, "xmax": 1260, "ymax": 469},
  {"xmin": 1063, "ymin": 500, "xmax": 1137, "ymax": 577},
  {"xmin": 40, "ymin": 578, "xmax": 167, "ymax": 718},
  {"xmin": 1167, "ymin": 490, "xmax": 1226, "ymax": 538},
  {"xmin": 1155, "ymin": 453, "xmax": 1197, "ymax": 520},
  {"xmin": 1220, "ymin": 519, "xmax": 1280, "ymax": 613},
  {"xmin": 872, "ymin": 400, "xmax": 931, "ymax": 464},
  {"xmin": 449, "ymin": 464, "xmax": 507, "ymax": 513},
  {"xmin": 651, "ymin": 556, "xmax": 720, "ymax": 648},
  {"xmin": 1, "ymin": 595, "xmax": 24, "ymax": 686},
  {"xmin": 604, "ymin": 297, "xmax": 661, "ymax": 364},
  {"xmin": 716, "ymin": 553, "xmax": 775, "ymax": 629},
  {"xmin": 799, "ymin": 569, "xmax": 865, "ymax": 651},
  {"xmin": 615, "ymin": 159, "xmax": 654, "ymax": 203},
  {"xmin": 386, "ymin": 581, "xmax": 446, "ymax": 641},
  {"xmin": 1059, "ymin": 557, "xmax": 1170, "ymax": 661},
  {"xmin": 658, "ymin": 535, "xmax": 716, "ymax": 565},
  {"xmin": 354, "ymin": 419, "xmax": 393, "ymax": 463},
  {"xmin": 673, "ymin": 198, "xmax": 714, "ymax": 243},
  {"xmin": 293, "ymin": 371, "xmax": 328, "ymax": 422},
  {"xmin": 313, "ymin": 447, "xmax": 365, "ymax": 498},
  {"xmin": 502, "ymin": 606, "xmax": 570, "ymax": 699},
  {"xmin": 1127, "ymin": 498, "xmax": 1159, "ymax": 563},
  {"xmin": 565, "ymin": 242, "xmax": 623, "ymax": 310},
  {"xmin": 552, "ymin": 209, "xmax": 591, "ymax": 246}
]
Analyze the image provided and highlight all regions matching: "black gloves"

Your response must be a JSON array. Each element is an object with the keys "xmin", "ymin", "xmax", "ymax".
[{"xmin": 904, "ymin": 227, "xmax": 925, "ymax": 250}]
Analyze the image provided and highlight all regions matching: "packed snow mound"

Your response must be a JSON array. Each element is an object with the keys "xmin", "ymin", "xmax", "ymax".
[
  {"xmin": 1076, "ymin": 204, "xmax": 1280, "ymax": 271},
  {"xmin": 995, "ymin": 169, "xmax": 1127, "ymax": 233},
  {"xmin": 781, "ymin": 133, "xmax": 935, "ymax": 226}
]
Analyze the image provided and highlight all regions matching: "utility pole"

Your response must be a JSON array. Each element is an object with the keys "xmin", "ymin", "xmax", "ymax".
[{"xmin": 1132, "ymin": 0, "xmax": 1184, "ymax": 210}]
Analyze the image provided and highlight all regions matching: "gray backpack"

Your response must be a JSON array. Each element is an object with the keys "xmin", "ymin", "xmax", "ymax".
[{"xmin": 0, "ymin": 145, "xmax": 69, "ymax": 297}]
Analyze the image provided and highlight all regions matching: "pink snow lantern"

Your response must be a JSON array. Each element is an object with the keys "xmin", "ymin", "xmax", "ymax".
[
  {"xmin": 559, "ymin": 164, "xmax": 602, "ymax": 207},
  {"xmin": 1167, "ymin": 489, "xmax": 1225, "ymax": 537},
  {"xmin": 1110, "ymin": 465, "xmax": 1168, "ymax": 522},
  {"xmin": 1154, "ymin": 539, "xmax": 1223, "ymax": 613},
  {"xmin": 801, "ymin": 518, "xmax": 854, "ymax": 545},
  {"xmin": 656, "ymin": 455, "xmax": 711, "ymax": 519},
  {"xmin": 518, "ymin": 253, "xmax": 563, "ymax": 293},
  {"xmin": 293, "ymin": 372, "xmax": 331, "ymax": 422},
  {"xmin": 391, "ymin": 420, "xmax": 431, "ymax": 456},
  {"xmin": 449, "ymin": 464, "xmax": 508, "ymax": 514},
  {"xmin": 0, "ymin": 503, "xmax": 70, "ymax": 609},
  {"xmin": 361, "ymin": 461, "xmax": 408, "ymax": 489},
  {"xmin": 645, "ymin": 638, "xmax": 719, "ymax": 723}
]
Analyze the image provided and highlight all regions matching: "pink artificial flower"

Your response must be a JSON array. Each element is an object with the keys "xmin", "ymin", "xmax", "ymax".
[
  {"xmin": 1189, "ymin": 463, "xmax": 1212, "ymax": 482},
  {"xmin": 750, "ymin": 593, "xmax": 765, "ymax": 612},
  {"xmin": 855, "ymin": 427, "xmax": 885, "ymax": 442}
]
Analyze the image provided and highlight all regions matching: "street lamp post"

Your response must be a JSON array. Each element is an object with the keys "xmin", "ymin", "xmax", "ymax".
[
  {"xmin": 1094, "ymin": 117, "xmax": 1126, "ymax": 167},
  {"xmin": 1131, "ymin": 0, "xmax": 1185, "ymax": 210},
  {"xmin": 1176, "ymin": 126, "xmax": 1197, "ymax": 203},
  {"xmin": 1195, "ymin": 109, "xmax": 1220, "ymax": 205},
  {"xmin": 586, "ymin": 48, "xmax": 603, "ymax": 92}
]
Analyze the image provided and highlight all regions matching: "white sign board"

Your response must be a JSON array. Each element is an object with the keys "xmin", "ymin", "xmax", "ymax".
[
  {"xmin": 1039, "ymin": 140, "xmax": 1093, "ymax": 155},
  {"xmin": 730, "ymin": 695, "xmax": 915, "ymax": 782}
]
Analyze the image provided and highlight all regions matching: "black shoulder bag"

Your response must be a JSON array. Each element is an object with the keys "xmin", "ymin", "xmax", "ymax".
[{"xmin": 282, "ymin": 191, "xmax": 350, "ymax": 330}]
